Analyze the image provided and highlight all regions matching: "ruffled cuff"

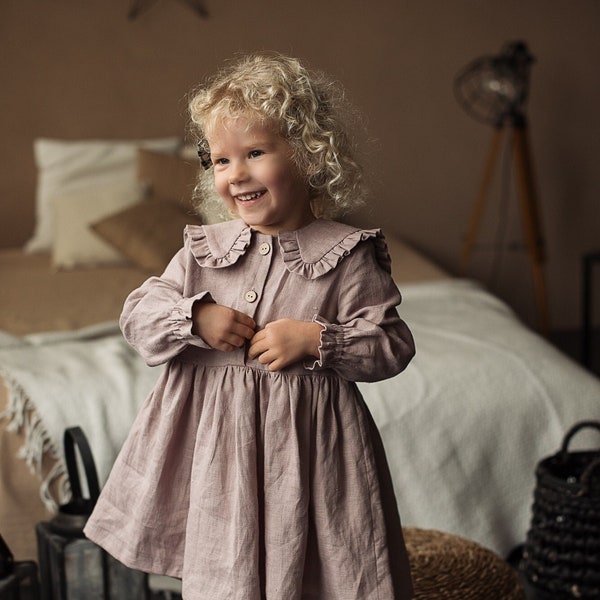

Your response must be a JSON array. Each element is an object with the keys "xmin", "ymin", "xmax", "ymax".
[
  {"xmin": 169, "ymin": 292, "xmax": 213, "ymax": 348},
  {"xmin": 303, "ymin": 315, "xmax": 345, "ymax": 371}
]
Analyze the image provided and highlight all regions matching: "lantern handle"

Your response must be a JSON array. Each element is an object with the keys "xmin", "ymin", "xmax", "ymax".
[{"xmin": 63, "ymin": 426, "xmax": 101, "ymax": 505}]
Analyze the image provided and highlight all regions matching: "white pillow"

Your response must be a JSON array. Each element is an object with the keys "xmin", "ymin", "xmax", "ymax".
[
  {"xmin": 52, "ymin": 179, "xmax": 145, "ymax": 269},
  {"xmin": 26, "ymin": 137, "xmax": 180, "ymax": 253}
]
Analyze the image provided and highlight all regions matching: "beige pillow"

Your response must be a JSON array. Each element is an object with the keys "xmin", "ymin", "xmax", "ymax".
[
  {"xmin": 52, "ymin": 180, "xmax": 144, "ymax": 269},
  {"xmin": 27, "ymin": 137, "xmax": 180, "ymax": 253},
  {"xmin": 136, "ymin": 148, "xmax": 200, "ymax": 211},
  {"xmin": 91, "ymin": 198, "xmax": 203, "ymax": 272}
]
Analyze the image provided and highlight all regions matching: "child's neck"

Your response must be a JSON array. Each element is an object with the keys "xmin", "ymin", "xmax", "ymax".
[{"xmin": 245, "ymin": 213, "xmax": 317, "ymax": 236}]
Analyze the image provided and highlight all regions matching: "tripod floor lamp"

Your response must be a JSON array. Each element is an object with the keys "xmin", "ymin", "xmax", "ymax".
[{"xmin": 454, "ymin": 41, "xmax": 549, "ymax": 334}]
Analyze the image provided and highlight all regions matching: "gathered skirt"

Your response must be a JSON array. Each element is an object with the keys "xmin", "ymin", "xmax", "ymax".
[{"xmin": 84, "ymin": 359, "xmax": 413, "ymax": 600}]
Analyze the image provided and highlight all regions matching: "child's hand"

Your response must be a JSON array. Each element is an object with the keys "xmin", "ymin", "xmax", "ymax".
[
  {"xmin": 248, "ymin": 319, "xmax": 323, "ymax": 371},
  {"xmin": 192, "ymin": 302, "xmax": 256, "ymax": 352}
]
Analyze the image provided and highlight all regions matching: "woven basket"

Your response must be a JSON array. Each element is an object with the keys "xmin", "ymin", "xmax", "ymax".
[
  {"xmin": 403, "ymin": 528, "xmax": 525, "ymax": 599},
  {"xmin": 521, "ymin": 420, "xmax": 600, "ymax": 599}
]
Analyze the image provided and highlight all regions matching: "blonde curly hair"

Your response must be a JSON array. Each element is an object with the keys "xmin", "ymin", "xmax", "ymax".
[{"xmin": 188, "ymin": 52, "xmax": 367, "ymax": 221}]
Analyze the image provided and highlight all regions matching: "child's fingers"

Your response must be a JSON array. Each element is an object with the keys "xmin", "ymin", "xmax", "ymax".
[
  {"xmin": 193, "ymin": 303, "xmax": 256, "ymax": 351},
  {"xmin": 247, "ymin": 334, "xmax": 267, "ymax": 359},
  {"xmin": 217, "ymin": 334, "xmax": 247, "ymax": 351},
  {"xmin": 248, "ymin": 328, "xmax": 265, "ymax": 345},
  {"xmin": 231, "ymin": 312, "xmax": 256, "ymax": 339},
  {"xmin": 218, "ymin": 318, "xmax": 256, "ymax": 350},
  {"xmin": 248, "ymin": 337, "xmax": 293, "ymax": 371},
  {"xmin": 253, "ymin": 349, "xmax": 287, "ymax": 371}
]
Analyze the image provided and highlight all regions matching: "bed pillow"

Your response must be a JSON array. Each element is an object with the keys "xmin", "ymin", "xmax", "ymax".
[
  {"xmin": 52, "ymin": 179, "xmax": 145, "ymax": 269},
  {"xmin": 26, "ymin": 137, "xmax": 180, "ymax": 253},
  {"xmin": 91, "ymin": 198, "xmax": 203, "ymax": 272},
  {"xmin": 137, "ymin": 147, "xmax": 199, "ymax": 210},
  {"xmin": 137, "ymin": 145, "xmax": 233, "ymax": 225}
]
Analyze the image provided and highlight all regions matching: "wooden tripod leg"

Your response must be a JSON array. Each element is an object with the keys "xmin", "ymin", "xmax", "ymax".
[
  {"xmin": 511, "ymin": 124, "xmax": 550, "ymax": 333},
  {"xmin": 461, "ymin": 127, "xmax": 504, "ymax": 273}
]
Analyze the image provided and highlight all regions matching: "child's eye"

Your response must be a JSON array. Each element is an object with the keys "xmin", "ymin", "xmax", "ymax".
[
  {"xmin": 249, "ymin": 150, "xmax": 263, "ymax": 158},
  {"xmin": 214, "ymin": 157, "xmax": 229, "ymax": 165}
]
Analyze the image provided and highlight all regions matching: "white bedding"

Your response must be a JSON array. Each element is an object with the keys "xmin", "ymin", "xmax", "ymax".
[
  {"xmin": 1, "ymin": 278, "xmax": 599, "ymax": 558},
  {"xmin": 361, "ymin": 279, "xmax": 600, "ymax": 556}
]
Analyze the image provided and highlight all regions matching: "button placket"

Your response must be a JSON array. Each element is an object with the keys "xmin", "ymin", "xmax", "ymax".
[{"xmin": 242, "ymin": 238, "xmax": 273, "ymax": 307}]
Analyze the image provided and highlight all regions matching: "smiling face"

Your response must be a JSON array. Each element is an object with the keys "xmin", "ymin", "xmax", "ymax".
[{"xmin": 206, "ymin": 115, "xmax": 314, "ymax": 235}]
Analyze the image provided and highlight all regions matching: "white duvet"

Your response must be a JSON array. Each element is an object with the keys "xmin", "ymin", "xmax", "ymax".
[
  {"xmin": 361, "ymin": 279, "xmax": 600, "ymax": 556},
  {"xmin": 1, "ymin": 279, "xmax": 598, "ymax": 557}
]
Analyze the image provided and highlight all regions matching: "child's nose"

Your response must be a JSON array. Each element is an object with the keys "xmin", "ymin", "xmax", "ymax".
[{"xmin": 228, "ymin": 161, "xmax": 248, "ymax": 185}]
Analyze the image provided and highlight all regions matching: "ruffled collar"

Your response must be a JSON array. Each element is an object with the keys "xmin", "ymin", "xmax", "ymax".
[
  {"xmin": 185, "ymin": 219, "xmax": 252, "ymax": 269},
  {"xmin": 184, "ymin": 219, "xmax": 391, "ymax": 280}
]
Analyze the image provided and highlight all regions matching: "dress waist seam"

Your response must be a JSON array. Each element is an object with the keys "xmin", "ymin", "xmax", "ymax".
[{"xmin": 171, "ymin": 358, "xmax": 338, "ymax": 380}]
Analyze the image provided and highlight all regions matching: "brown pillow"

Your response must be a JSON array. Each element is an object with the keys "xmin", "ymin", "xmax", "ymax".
[
  {"xmin": 91, "ymin": 198, "xmax": 203, "ymax": 272},
  {"xmin": 136, "ymin": 148, "xmax": 200, "ymax": 211}
]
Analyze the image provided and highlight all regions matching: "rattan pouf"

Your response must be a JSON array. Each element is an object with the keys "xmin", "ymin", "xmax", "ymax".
[{"xmin": 404, "ymin": 528, "xmax": 526, "ymax": 600}]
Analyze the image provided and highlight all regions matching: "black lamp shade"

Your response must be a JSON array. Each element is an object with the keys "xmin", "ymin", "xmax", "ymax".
[{"xmin": 454, "ymin": 41, "xmax": 535, "ymax": 126}]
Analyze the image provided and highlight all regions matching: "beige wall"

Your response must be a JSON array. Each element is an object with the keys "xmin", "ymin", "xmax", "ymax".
[{"xmin": 1, "ymin": 0, "xmax": 599, "ymax": 330}]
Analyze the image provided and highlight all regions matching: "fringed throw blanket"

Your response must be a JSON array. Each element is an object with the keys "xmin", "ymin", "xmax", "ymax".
[{"xmin": 0, "ymin": 322, "xmax": 159, "ymax": 511}]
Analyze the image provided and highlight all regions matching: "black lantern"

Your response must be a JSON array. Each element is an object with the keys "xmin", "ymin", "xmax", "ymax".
[
  {"xmin": 36, "ymin": 427, "xmax": 149, "ymax": 599},
  {"xmin": 0, "ymin": 534, "xmax": 39, "ymax": 600}
]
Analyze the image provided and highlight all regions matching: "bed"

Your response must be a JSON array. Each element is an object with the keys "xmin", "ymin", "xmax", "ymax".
[{"xmin": 1, "ymin": 138, "xmax": 599, "ymax": 571}]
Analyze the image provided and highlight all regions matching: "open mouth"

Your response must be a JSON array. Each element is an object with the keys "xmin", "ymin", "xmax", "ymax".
[{"xmin": 235, "ymin": 191, "xmax": 266, "ymax": 202}]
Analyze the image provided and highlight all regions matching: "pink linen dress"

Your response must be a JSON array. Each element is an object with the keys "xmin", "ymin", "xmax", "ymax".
[{"xmin": 84, "ymin": 218, "xmax": 415, "ymax": 600}]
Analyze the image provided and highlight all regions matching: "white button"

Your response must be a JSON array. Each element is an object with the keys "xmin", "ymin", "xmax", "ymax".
[
  {"xmin": 244, "ymin": 290, "xmax": 258, "ymax": 303},
  {"xmin": 259, "ymin": 242, "xmax": 271, "ymax": 255}
]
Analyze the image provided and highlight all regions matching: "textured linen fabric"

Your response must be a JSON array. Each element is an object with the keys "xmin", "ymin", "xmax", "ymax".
[{"xmin": 84, "ymin": 218, "xmax": 415, "ymax": 600}]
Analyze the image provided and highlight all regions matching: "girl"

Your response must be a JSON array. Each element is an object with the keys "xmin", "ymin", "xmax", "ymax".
[{"xmin": 85, "ymin": 53, "xmax": 415, "ymax": 600}]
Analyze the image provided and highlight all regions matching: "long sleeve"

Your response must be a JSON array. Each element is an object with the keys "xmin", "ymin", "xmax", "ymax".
[
  {"xmin": 120, "ymin": 248, "xmax": 212, "ymax": 367},
  {"xmin": 306, "ymin": 241, "xmax": 415, "ymax": 382}
]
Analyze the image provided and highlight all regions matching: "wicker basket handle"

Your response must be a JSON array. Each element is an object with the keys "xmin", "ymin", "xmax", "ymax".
[
  {"xmin": 559, "ymin": 420, "xmax": 600, "ymax": 457},
  {"xmin": 579, "ymin": 456, "xmax": 600, "ymax": 496}
]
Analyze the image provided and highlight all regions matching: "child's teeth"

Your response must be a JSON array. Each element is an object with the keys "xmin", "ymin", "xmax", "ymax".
[{"xmin": 239, "ymin": 192, "xmax": 259, "ymax": 200}]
